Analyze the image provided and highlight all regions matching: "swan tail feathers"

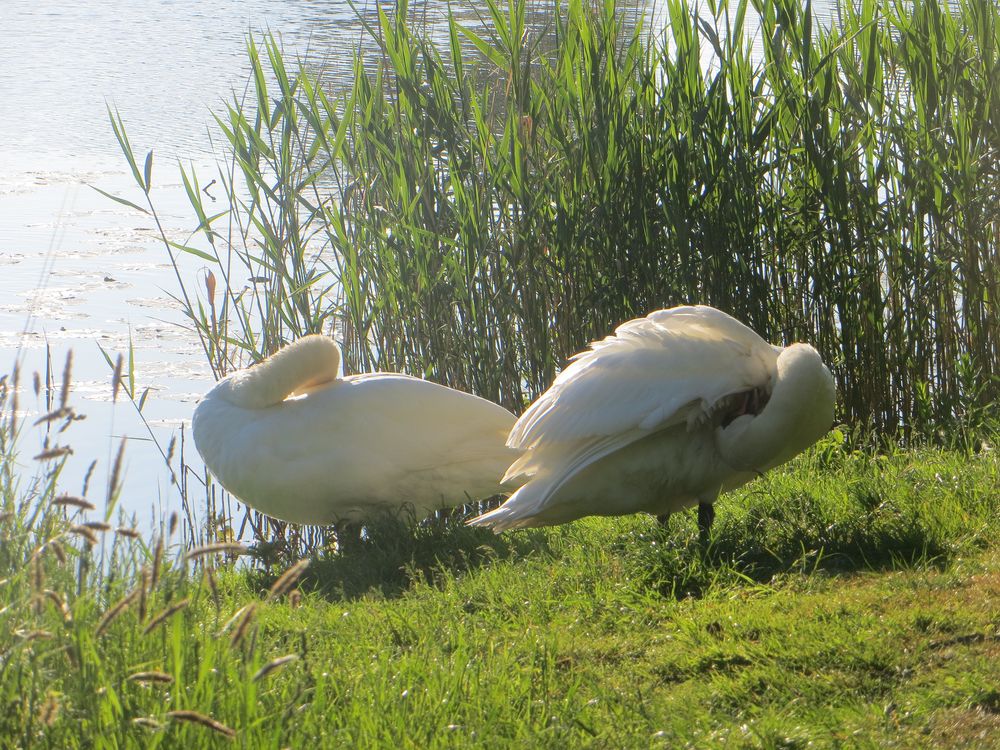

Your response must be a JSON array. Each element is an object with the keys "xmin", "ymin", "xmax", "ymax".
[
  {"xmin": 465, "ymin": 505, "xmax": 528, "ymax": 533},
  {"xmin": 465, "ymin": 481, "xmax": 554, "ymax": 532}
]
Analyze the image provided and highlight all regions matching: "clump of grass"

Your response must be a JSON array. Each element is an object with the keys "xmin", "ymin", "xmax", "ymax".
[
  {"xmin": 614, "ymin": 432, "xmax": 1000, "ymax": 598},
  {"xmin": 0, "ymin": 358, "xmax": 322, "ymax": 746}
]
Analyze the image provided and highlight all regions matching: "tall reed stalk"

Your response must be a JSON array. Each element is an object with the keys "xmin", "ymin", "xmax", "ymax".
[{"xmin": 114, "ymin": 0, "xmax": 998, "ymax": 442}]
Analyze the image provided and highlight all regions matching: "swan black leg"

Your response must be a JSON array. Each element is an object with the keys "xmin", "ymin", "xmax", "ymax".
[
  {"xmin": 334, "ymin": 521, "xmax": 362, "ymax": 555},
  {"xmin": 697, "ymin": 502, "xmax": 715, "ymax": 548},
  {"xmin": 656, "ymin": 513, "xmax": 671, "ymax": 528}
]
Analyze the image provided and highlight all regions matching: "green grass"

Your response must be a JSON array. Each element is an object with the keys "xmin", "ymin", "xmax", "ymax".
[{"xmin": 3, "ymin": 367, "xmax": 998, "ymax": 748}]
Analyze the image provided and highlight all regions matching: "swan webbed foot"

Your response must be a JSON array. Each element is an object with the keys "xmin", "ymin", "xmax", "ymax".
[{"xmin": 697, "ymin": 502, "xmax": 715, "ymax": 548}]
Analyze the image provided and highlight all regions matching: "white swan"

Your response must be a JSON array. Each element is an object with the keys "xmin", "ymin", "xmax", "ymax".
[
  {"xmin": 468, "ymin": 305, "xmax": 836, "ymax": 538},
  {"xmin": 192, "ymin": 335, "xmax": 520, "ymax": 525}
]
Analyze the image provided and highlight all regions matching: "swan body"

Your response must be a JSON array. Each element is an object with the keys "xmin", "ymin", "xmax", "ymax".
[
  {"xmin": 468, "ymin": 305, "xmax": 836, "ymax": 532},
  {"xmin": 192, "ymin": 335, "xmax": 520, "ymax": 525}
]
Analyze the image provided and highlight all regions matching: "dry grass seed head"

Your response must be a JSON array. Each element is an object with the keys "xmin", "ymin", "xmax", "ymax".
[
  {"xmin": 37, "ymin": 692, "xmax": 60, "ymax": 727},
  {"xmin": 184, "ymin": 542, "xmax": 248, "ymax": 562},
  {"xmin": 106, "ymin": 438, "xmax": 126, "ymax": 506},
  {"xmin": 253, "ymin": 654, "xmax": 299, "ymax": 681},
  {"xmin": 132, "ymin": 717, "xmax": 163, "ymax": 731},
  {"xmin": 224, "ymin": 603, "xmax": 258, "ymax": 646},
  {"xmin": 128, "ymin": 671, "xmax": 174, "ymax": 685},
  {"xmin": 205, "ymin": 565, "xmax": 220, "ymax": 609},
  {"xmin": 16, "ymin": 629, "xmax": 54, "ymax": 642},
  {"xmin": 142, "ymin": 598, "xmax": 190, "ymax": 635},
  {"xmin": 47, "ymin": 539, "xmax": 67, "ymax": 564},
  {"xmin": 44, "ymin": 590, "xmax": 72, "ymax": 622},
  {"xmin": 166, "ymin": 710, "xmax": 236, "ymax": 739},
  {"xmin": 9, "ymin": 365, "xmax": 18, "ymax": 431},
  {"xmin": 151, "ymin": 537, "xmax": 163, "ymax": 587},
  {"xmin": 35, "ymin": 446, "xmax": 73, "ymax": 461},
  {"xmin": 52, "ymin": 494, "xmax": 96, "ymax": 512},
  {"xmin": 138, "ymin": 567, "xmax": 150, "ymax": 622},
  {"xmin": 96, "ymin": 587, "xmax": 140, "ymax": 638},
  {"xmin": 33, "ymin": 407, "xmax": 73, "ymax": 426},
  {"xmin": 266, "ymin": 559, "xmax": 310, "ymax": 602},
  {"xmin": 59, "ymin": 350, "xmax": 72, "ymax": 409},
  {"xmin": 81, "ymin": 459, "xmax": 97, "ymax": 497},
  {"xmin": 111, "ymin": 354, "xmax": 123, "ymax": 403},
  {"xmin": 31, "ymin": 552, "xmax": 44, "ymax": 592},
  {"xmin": 69, "ymin": 525, "xmax": 99, "ymax": 546}
]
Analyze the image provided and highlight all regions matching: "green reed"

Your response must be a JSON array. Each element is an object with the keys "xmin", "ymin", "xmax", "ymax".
[{"xmin": 112, "ymin": 0, "xmax": 998, "ymax": 439}]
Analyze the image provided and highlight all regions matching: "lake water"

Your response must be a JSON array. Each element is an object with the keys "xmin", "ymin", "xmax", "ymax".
[{"xmin": 0, "ymin": 0, "xmax": 837, "ymax": 532}]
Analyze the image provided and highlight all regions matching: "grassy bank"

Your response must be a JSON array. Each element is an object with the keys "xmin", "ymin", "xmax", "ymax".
[{"xmin": 2, "ymin": 368, "xmax": 998, "ymax": 746}]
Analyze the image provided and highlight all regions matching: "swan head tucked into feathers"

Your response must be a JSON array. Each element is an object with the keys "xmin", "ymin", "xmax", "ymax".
[
  {"xmin": 714, "ymin": 343, "xmax": 835, "ymax": 472},
  {"xmin": 210, "ymin": 335, "xmax": 342, "ymax": 410}
]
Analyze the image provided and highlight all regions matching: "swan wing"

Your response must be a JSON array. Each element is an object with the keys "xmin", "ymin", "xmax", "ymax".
[
  {"xmin": 503, "ymin": 306, "xmax": 779, "ymax": 485},
  {"xmin": 197, "ymin": 369, "xmax": 519, "ymax": 524},
  {"xmin": 342, "ymin": 373, "xmax": 516, "ymax": 441},
  {"xmin": 335, "ymin": 373, "xmax": 519, "ymax": 493},
  {"xmin": 472, "ymin": 307, "xmax": 779, "ymax": 529}
]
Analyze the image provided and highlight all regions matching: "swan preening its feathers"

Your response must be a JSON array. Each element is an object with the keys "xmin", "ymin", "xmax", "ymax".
[
  {"xmin": 192, "ymin": 335, "xmax": 519, "ymax": 525},
  {"xmin": 192, "ymin": 305, "xmax": 835, "ymax": 535},
  {"xmin": 467, "ymin": 305, "xmax": 836, "ymax": 534}
]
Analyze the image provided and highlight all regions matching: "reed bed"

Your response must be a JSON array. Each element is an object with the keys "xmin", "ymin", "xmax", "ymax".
[{"xmin": 111, "ymin": 0, "xmax": 998, "ymax": 446}]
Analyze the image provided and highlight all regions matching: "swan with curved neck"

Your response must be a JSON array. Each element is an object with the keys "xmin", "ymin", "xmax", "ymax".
[
  {"xmin": 468, "ymin": 305, "xmax": 836, "ymax": 536},
  {"xmin": 193, "ymin": 335, "xmax": 520, "ymax": 525}
]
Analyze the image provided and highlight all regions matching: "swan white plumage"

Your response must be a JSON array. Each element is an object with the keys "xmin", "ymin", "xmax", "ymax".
[
  {"xmin": 192, "ymin": 335, "xmax": 520, "ymax": 525},
  {"xmin": 468, "ymin": 305, "xmax": 836, "ymax": 536}
]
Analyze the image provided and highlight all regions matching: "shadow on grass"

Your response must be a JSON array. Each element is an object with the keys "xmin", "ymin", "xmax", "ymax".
[
  {"xmin": 247, "ymin": 462, "xmax": 997, "ymax": 603},
  {"xmin": 619, "ymin": 486, "xmax": 985, "ymax": 600},
  {"xmin": 247, "ymin": 509, "xmax": 553, "ymax": 601}
]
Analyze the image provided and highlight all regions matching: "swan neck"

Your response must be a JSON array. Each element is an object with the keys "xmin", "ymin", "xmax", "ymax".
[
  {"xmin": 716, "ymin": 344, "xmax": 835, "ymax": 471},
  {"xmin": 222, "ymin": 335, "xmax": 342, "ymax": 409}
]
